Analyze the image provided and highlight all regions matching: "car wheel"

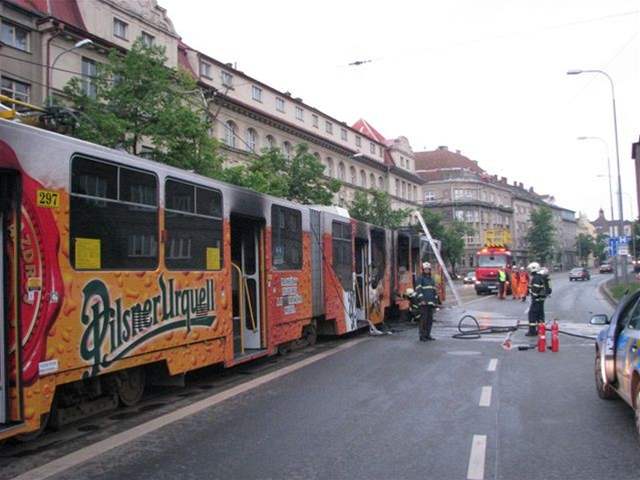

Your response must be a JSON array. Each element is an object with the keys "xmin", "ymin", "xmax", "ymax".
[{"xmin": 595, "ymin": 350, "xmax": 617, "ymax": 400}]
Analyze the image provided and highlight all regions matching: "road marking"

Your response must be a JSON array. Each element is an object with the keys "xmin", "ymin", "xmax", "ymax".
[
  {"xmin": 467, "ymin": 434, "xmax": 487, "ymax": 480},
  {"xmin": 463, "ymin": 295, "xmax": 494, "ymax": 307},
  {"xmin": 487, "ymin": 358, "xmax": 498, "ymax": 371},
  {"xmin": 11, "ymin": 337, "xmax": 369, "ymax": 480},
  {"xmin": 479, "ymin": 386, "xmax": 492, "ymax": 407}
]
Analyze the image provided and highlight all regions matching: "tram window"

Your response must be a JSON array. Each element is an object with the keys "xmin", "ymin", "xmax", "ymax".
[
  {"xmin": 397, "ymin": 234, "xmax": 409, "ymax": 271},
  {"xmin": 271, "ymin": 205, "xmax": 302, "ymax": 270},
  {"xmin": 332, "ymin": 221, "xmax": 353, "ymax": 291},
  {"xmin": 371, "ymin": 229, "xmax": 386, "ymax": 285},
  {"xmin": 165, "ymin": 179, "xmax": 223, "ymax": 270},
  {"xmin": 70, "ymin": 156, "xmax": 158, "ymax": 270}
]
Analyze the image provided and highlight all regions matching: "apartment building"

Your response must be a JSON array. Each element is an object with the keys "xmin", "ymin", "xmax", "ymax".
[{"xmin": 0, "ymin": 0, "xmax": 422, "ymax": 210}]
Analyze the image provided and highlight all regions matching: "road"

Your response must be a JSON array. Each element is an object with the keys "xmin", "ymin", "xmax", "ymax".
[{"xmin": 4, "ymin": 271, "xmax": 640, "ymax": 480}]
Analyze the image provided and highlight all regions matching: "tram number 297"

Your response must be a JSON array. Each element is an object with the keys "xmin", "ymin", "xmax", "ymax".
[{"xmin": 36, "ymin": 189, "xmax": 60, "ymax": 208}]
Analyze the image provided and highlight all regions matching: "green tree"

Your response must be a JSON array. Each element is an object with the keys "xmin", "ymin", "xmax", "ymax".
[
  {"xmin": 525, "ymin": 205, "xmax": 556, "ymax": 264},
  {"xmin": 441, "ymin": 220, "xmax": 474, "ymax": 275},
  {"xmin": 349, "ymin": 190, "xmax": 410, "ymax": 228},
  {"xmin": 593, "ymin": 233, "xmax": 608, "ymax": 263},
  {"xmin": 219, "ymin": 144, "xmax": 341, "ymax": 205},
  {"xmin": 576, "ymin": 233, "xmax": 595, "ymax": 264},
  {"xmin": 63, "ymin": 39, "xmax": 221, "ymax": 176},
  {"xmin": 419, "ymin": 209, "xmax": 446, "ymax": 241}
]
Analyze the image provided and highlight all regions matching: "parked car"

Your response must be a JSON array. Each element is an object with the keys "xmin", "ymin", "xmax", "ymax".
[
  {"xmin": 593, "ymin": 291, "xmax": 640, "ymax": 436},
  {"xmin": 599, "ymin": 263, "xmax": 613, "ymax": 273},
  {"xmin": 463, "ymin": 271, "xmax": 476, "ymax": 284},
  {"xmin": 569, "ymin": 267, "xmax": 590, "ymax": 281}
]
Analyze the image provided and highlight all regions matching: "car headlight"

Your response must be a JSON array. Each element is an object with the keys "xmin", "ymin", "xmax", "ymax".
[{"xmin": 475, "ymin": 280, "xmax": 481, "ymax": 285}]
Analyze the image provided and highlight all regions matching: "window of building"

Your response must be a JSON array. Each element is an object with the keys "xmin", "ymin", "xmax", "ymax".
[
  {"xmin": 378, "ymin": 176, "xmax": 384, "ymax": 189},
  {"xmin": 81, "ymin": 57, "xmax": 98, "ymax": 98},
  {"xmin": 338, "ymin": 162, "xmax": 345, "ymax": 181},
  {"xmin": 312, "ymin": 114, "xmax": 319, "ymax": 128},
  {"xmin": 424, "ymin": 191, "xmax": 436, "ymax": 202},
  {"xmin": 356, "ymin": 136, "xmax": 362, "ymax": 147},
  {"xmin": 113, "ymin": 18, "xmax": 128, "ymax": 40},
  {"xmin": 265, "ymin": 135, "xmax": 276, "ymax": 149},
  {"xmin": 395, "ymin": 179, "xmax": 400, "ymax": 196},
  {"xmin": 283, "ymin": 141, "xmax": 292, "ymax": 159},
  {"xmin": 252, "ymin": 85, "xmax": 262, "ymax": 102},
  {"xmin": 332, "ymin": 221, "xmax": 353, "ymax": 290},
  {"xmin": 369, "ymin": 173, "xmax": 376, "ymax": 188},
  {"xmin": 221, "ymin": 71, "xmax": 233, "ymax": 88},
  {"xmin": 276, "ymin": 97, "xmax": 285, "ymax": 112},
  {"xmin": 165, "ymin": 179, "xmax": 222, "ymax": 270},
  {"xmin": 295, "ymin": 106, "xmax": 304, "ymax": 121},
  {"xmin": 379, "ymin": 146, "xmax": 383, "ymax": 156},
  {"xmin": 360, "ymin": 170, "xmax": 367, "ymax": 187},
  {"xmin": 401, "ymin": 181, "xmax": 406, "ymax": 199},
  {"xmin": 327, "ymin": 157, "xmax": 335, "ymax": 177},
  {"xmin": 369, "ymin": 142, "xmax": 376, "ymax": 154},
  {"xmin": 272, "ymin": 205, "xmax": 302, "ymax": 270},
  {"xmin": 325, "ymin": 121, "xmax": 333, "ymax": 134},
  {"xmin": 246, "ymin": 128, "xmax": 258, "ymax": 152},
  {"xmin": 350, "ymin": 166, "xmax": 357, "ymax": 184},
  {"xmin": 413, "ymin": 186, "xmax": 417, "ymax": 202},
  {"xmin": 224, "ymin": 120, "xmax": 236, "ymax": 148},
  {"xmin": 70, "ymin": 156, "xmax": 158, "ymax": 270},
  {"xmin": 140, "ymin": 31, "xmax": 154, "ymax": 47},
  {"xmin": 200, "ymin": 61, "xmax": 212, "ymax": 79},
  {"xmin": 341, "ymin": 128, "xmax": 348, "ymax": 141},
  {"xmin": 1, "ymin": 20, "xmax": 29, "ymax": 51},
  {"xmin": 455, "ymin": 210, "xmax": 465, "ymax": 221},
  {"xmin": 1, "ymin": 77, "xmax": 30, "ymax": 106}
]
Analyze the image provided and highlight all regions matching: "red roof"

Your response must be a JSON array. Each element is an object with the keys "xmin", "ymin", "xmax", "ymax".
[
  {"xmin": 178, "ymin": 41, "xmax": 196, "ymax": 77},
  {"xmin": 352, "ymin": 118, "xmax": 387, "ymax": 144},
  {"xmin": 6, "ymin": 0, "xmax": 85, "ymax": 29},
  {"xmin": 415, "ymin": 147, "xmax": 484, "ymax": 175}
]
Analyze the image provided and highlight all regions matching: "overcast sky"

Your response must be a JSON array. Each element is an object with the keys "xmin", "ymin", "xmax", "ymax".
[{"xmin": 161, "ymin": 0, "xmax": 640, "ymax": 221}]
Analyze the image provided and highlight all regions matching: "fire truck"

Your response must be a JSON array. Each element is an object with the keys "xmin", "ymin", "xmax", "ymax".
[{"xmin": 474, "ymin": 229, "xmax": 513, "ymax": 295}]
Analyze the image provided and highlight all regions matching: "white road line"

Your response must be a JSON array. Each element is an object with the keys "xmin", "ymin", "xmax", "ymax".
[
  {"xmin": 467, "ymin": 434, "xmax": 487, "ymax": 480},
  {"xmin": 479, "ymin": 386, "xmax": 492, "ymax": 407},
  {"xmin": 11, "ymin": 337, "xmax": 369, "ymax": 480},
  {"xmin": 487, "ymin": 358, "xmax": 498, "ymax": 371},
  {"xmin": 462, "ymin": 295, "xmax": 493, "ymax": 306}
]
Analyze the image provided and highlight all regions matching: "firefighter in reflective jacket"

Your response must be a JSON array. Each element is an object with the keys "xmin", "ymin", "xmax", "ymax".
[
  {"xmin": 414, "ymin": 262, "xmax": 440, "ymax": 341},
  {"xmin": 404, "ymin": 288, "xmax": 421, "ymax": 323},
  {"xmin": 525, "ymin": 262, "xmax": 552, "ymax": 336}
]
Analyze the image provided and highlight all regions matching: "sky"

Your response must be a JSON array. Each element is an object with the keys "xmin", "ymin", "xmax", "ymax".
[{"xmin": 160, "ymin": 0, "xmax": 640, "ymax": 222}]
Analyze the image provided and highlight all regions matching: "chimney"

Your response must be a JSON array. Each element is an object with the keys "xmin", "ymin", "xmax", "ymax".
[
  {"xmin": 519, "ymin": 182, "xmax": 523, "ymax": 188},
  {"xmin": 529, "ymin": 187, "xmax": 534, "ymax": 193},
  {"xmin": 456, "ymin": 149, "xmax": 461, "ymax": 154},
  {"xmin": 438, "ymin": 146, "xmax": 448, "ymax": 151},
  {"xmin": 513, "ymin": 181, "xmax": 518, "ymax": 186},
  {"xmin": 294, "ymin": 97, "xmax": 303, "ymax": 102},
  {"xmin": 225, "ymin": 62, "xmax": 233, "ymax": 68},
  {"xmin": 500, "ymin": 176, "xmax": 507, "ymax": 184},
  {"xmin": 284, "ymin": 91, "xmax": 292, "ymax": 97}
]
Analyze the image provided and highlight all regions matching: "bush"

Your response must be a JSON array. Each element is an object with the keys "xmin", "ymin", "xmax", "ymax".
[{"xmin": 610, "ymin": 281, "xmax": 640, "ymax": 300}]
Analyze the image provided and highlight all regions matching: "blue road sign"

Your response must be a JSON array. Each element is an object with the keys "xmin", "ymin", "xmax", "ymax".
[{"xmin": 609, "ymin": 237, "xmax": 619, "ymax": 256}]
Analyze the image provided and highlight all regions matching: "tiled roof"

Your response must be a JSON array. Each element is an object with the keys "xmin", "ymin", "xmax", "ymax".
[
  {"xmin": 414, "ymin": 147, "xmax": 484, "ymax": 174},
  {"xmin": 7, "ymin": 0, "xmax": 86, "ymax": 29},
  {"xmin": 352, "ymin": 118, "xmax": 387, "ymax": 144}
]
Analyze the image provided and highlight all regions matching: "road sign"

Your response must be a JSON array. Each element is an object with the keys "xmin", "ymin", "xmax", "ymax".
[
  {"xmin": 619, "ymin": 244, "xmax": 630, "ymax": 256},
  {"xmin": 609, "ymin": 237, "xmax": 619, "ymax": 256}
]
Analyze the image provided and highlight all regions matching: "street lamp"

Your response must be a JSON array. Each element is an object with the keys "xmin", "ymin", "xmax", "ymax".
[
  {"xmin": 48, "ymin": 38, "xmax": 94, "ymax": 106},
  {"xmin": 568, "ymin": 69, "xmax": 627, "ymax": 282}
]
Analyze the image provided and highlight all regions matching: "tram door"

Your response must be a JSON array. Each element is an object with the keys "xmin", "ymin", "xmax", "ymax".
[
  {"xmin": 0, "ymin": 172, "xmax": 18, "ymax": 424},
  {"xmin": 231, "ymin": 216, "xmax": 263, "ymax": 355},
  {"xmin": 354, "ymin": 238, "xmax": 369, "ymax": 323}
]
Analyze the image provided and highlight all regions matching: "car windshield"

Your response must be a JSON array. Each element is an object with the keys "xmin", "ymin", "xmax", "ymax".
[
  {"xmin": 570, "ymin": 268, "xmax": 583, "ymax": 274},
  {"xmin": 478, "ymin": 255, "xmax": 507, "ymax": 267}
]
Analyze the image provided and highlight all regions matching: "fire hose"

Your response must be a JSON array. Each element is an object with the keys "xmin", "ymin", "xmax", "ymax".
[{"xmin": 452, "ymin": 314, "xmax": 597, "ymax": 341}]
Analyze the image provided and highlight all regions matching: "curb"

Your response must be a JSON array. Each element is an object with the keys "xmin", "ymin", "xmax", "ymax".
[{"xmin": 599, "ymin": 278, "xmax": 617, "ymax": 308}]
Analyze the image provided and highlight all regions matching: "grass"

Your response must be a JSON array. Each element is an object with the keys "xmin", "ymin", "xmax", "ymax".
[{"xmin": 610, "ymin": 281, "xmax": 640, "ymax": 300}]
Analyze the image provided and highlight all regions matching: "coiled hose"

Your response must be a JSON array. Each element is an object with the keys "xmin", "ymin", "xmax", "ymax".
[{"xmin": 452, "ymin": 314, "xmax": 596, "ymax": 341}]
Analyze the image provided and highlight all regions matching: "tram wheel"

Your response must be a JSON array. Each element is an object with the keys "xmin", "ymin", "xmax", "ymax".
[
  {"xmin": 15, "ymin": 412, "xmax": 50, "ymax": 442},
  {"xmin": 116, "ymin": 368, "xmax": 146, "ymax": 407}
]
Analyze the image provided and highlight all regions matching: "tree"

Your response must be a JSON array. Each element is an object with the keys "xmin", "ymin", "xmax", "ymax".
[
  {"xmin": 576, "ymin": 233, "xmax": 595, "ymax": 265},
  {"xmin": 419, "ymin": 209, "xmax": 446, "ymax": 241},
  {"xmin": 526, "ymin": 206, "xmax": 556, "ymax": 264},
  {"xmin": 441, "ymin": 220, "xmax": 474, "ymax": 275},
  {"xmin": 218, "ymin": 144, "xmax": 341, "ymax": 205},
  {"xmin": 349, "ymin": 190, "xmax": 410, "ymax": 228},
  {"xmin": 63, "ymin": 39, "xmax": 221, "ymax": 177},
  {"xmin": 593, "ymin": 233, "xmax": 608, "ymax": 263}
]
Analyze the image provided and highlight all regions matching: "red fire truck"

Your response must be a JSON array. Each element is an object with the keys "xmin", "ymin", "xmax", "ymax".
[{"xmin": 474, "ymin": 244, "xmax": 513, "ymax": 295}]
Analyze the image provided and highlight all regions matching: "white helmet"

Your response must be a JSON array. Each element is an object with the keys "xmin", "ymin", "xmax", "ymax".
[
  {"xmin": 527, "ymin": 262, "xmax": 540, "ymax": 273},
  {"xmin": 422, "ymin": 261, "xmax": 432, "ymax": 270},
  {"xmin": 405, "ymin": 287, "xmax": 415, "ymax": 296}
]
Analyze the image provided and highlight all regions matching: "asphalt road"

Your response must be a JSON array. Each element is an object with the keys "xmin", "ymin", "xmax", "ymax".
[{"xmin": 5, "ymin": 270, "xmax": 640, "ymax": 480}]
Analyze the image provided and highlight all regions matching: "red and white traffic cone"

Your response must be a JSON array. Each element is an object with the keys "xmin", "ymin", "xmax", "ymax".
[
  {"xmin": 551, "ymin": 320, "xmax": 559, "ymax": 353},
  {"xmin": 537, "ymin": 322, "xmax": 546, "ymax": 352}
]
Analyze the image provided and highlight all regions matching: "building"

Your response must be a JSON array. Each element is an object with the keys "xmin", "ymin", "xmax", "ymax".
[
  {"xmin": 416, "ymin": 146, "xmax": 577, "ymax": 269},
  {"xmin": 0, "ymin": 0, "xmax": 423, "ymax": 211},
  {"xmin": 591, "ymin": 208, "xmax": 633, "ymax": 238}
]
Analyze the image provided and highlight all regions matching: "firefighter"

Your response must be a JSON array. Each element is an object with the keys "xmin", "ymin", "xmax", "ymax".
[
  {"xmin": 525, "ymin": 262, "xmax": 552, "ymax": 336},
  {"xmin": 414, "ymin": 261, "xmax": 439, "ymax": 341},
  {"xmin": 404, "ymin": 288, "xmax": 421, "ymax": 324},
  {"xmin": 511, "ymin": 267, "xmax": 521, "ymax": 300},
  {"xmin": 518, "ymin": 266, "xmax": 529, "ymax": 302},
  {"xmin": 498, "ymin": 268, "xmax": 507, "ymax": 299}
]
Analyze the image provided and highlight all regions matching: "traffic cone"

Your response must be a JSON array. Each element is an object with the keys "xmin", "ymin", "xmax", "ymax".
[{"xmin": 537, "ymin": 322, "xmax": 546, "ymax": 352}]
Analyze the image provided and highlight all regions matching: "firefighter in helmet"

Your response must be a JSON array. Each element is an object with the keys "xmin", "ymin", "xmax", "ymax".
[
  {"xmin": 414, "ymin": 261, "xmax": 440, "ymax": 341},
  {"xmin": 525, "ymin": 262, "xmax": 551, "ymax": 336},
  {"xmin": 404, "ymin": 288, "xmax": 421, "ymax": 324}
]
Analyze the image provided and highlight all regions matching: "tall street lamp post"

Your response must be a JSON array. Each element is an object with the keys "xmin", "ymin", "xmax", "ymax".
[
  {"xmin": 568, "ymin": 69, "xmax": 627, "ymax": 283},
  {"xmin": 48, "ymin": 38, "xmax": 94, "ymax": 107}
]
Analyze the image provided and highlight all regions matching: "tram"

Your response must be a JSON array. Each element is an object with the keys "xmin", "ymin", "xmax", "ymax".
[{"xmin": 0, "ymin": 119, "xmax": 443, "ymax": 441}]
